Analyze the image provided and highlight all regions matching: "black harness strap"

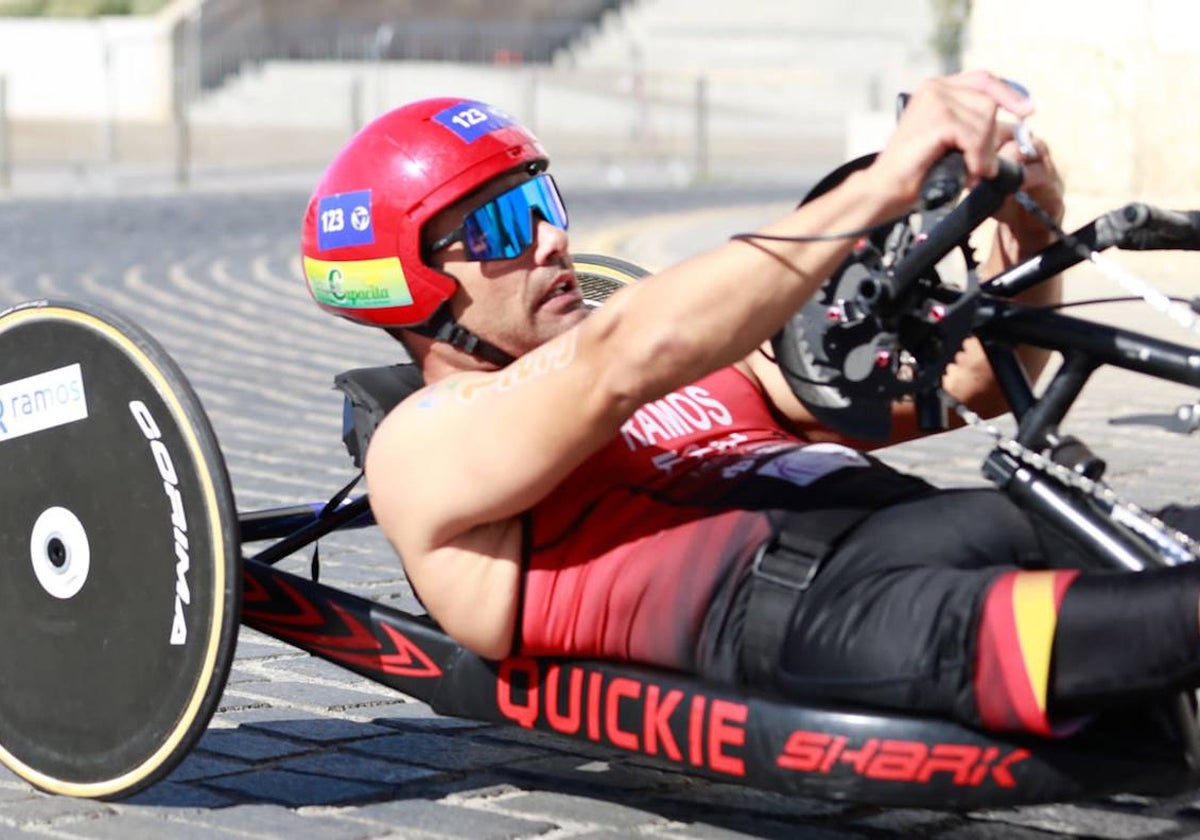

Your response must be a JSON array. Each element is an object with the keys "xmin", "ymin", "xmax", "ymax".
[
  {"xmin": 308, "ymin": 470, "xmax": 365, "ymax": 582},
  {"xmin": 740, "ymin": 507, "xmax": 881, "ymax": 686}
]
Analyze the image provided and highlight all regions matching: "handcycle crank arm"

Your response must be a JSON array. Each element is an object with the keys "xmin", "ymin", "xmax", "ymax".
[{"xmin": 984, "ymin": 449, "xmax": 1166, "ymax": 571}]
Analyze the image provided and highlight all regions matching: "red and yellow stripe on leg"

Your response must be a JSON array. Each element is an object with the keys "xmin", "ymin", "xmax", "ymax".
[{"xmin": 975, "ymin": 569, "xmax": 1080, "ymax": 734}]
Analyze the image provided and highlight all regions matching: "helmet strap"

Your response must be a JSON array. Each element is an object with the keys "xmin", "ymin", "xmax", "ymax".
[{"xmin": 412, "ymin": 307, "xmax": 516, "ymax": 368}]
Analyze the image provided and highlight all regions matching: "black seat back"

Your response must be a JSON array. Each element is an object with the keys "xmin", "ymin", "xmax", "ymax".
[{"xmin": 334, "ymin": 364, "xmax": 425, "ymax": 468}]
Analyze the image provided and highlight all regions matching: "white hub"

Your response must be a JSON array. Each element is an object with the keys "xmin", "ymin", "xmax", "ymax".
[{"xmin": 29, "ymin": 506, "xmax": 90, "ymax": 600}]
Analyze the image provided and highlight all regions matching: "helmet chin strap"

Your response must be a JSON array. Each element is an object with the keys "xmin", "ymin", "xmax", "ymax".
[{"xmin": 412, "ymin": 306, "xmax": 516, "ymax": 368}]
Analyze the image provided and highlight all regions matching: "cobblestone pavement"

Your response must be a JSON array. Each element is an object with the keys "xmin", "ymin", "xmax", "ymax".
[{"xmin": 3, "ymin": 185, "xmax": 1200, "ymax": 838}]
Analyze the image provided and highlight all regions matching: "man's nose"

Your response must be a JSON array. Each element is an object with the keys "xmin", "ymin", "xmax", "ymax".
[{"xmin": 532, "ymin": 217, "xmax": 569, "ymax": 262}]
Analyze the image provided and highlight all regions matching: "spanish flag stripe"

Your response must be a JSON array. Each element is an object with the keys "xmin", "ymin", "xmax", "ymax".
[
  {"xmin": 1051, "ymin": 570, "xmax": 1076, "ymax": 607},
  {"xmin": 1011, "ymin": 573, "xmax": 1059, "ymax": 716},
  {"xmin": 975, "ymin": 570, "xmax": 1080, "ymax": 734},
  {"xmin": 976, "ymin": 572, "xmax": 1018, "ymax": 730},
  {"xmin": 979, "ymin": 572, "xmax": 1044, "ymax": 732}
]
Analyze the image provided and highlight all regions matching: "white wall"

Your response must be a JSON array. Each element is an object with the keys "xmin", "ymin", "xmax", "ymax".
[
  {"xmin": 965, "ymin": 0, "xmax": 1200, "ymax": 203},
  {"xmin": 0, "ymin": 15, "xmax": 176, "ymax": 121}
]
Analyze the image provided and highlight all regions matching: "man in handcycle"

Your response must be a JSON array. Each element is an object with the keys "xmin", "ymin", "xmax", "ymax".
[{"xmin": 301, "ymin": 69, "xmax": 1200, "ymax": 737}]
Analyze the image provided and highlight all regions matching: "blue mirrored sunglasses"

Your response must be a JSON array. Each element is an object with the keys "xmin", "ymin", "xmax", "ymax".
[{"xmin": 428, "ymin": 173, "xmax": 569, "ymax": 261}]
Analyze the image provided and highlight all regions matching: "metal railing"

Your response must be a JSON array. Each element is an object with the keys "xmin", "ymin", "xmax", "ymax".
[
  {"xmin": 0, "ymin": 62, "xmax": 859, "ymax": 194},
  {"xmin": 0, "ymin": 76, "xmax": 10, "ymax": 190}
]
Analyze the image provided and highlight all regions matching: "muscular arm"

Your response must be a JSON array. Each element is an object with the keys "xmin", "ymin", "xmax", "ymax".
[{"xmin": 364, "ymin": 72, "xmax": 1034, "ymax": 657}]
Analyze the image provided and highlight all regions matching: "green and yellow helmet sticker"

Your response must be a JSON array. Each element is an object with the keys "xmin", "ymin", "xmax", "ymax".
[{"xmin": 304, "ymin": 256, "xmax": 414, "ymax": 309}]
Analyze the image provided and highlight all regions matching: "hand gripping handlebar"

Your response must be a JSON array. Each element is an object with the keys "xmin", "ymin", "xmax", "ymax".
[{"xmin": 856, "ymin": 155, "xmax": 1025, "ymax": 318}]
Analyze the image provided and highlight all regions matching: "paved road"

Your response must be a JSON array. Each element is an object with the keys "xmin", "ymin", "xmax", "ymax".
[{"xmin": 2, "ymin": 185, "xmax": 1200, "ymax": 838}]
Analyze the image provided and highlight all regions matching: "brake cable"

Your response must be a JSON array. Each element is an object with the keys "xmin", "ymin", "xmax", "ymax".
[{"xmin": 1011, "ymin": 189, "xmax": 1200, "ymax": 334}]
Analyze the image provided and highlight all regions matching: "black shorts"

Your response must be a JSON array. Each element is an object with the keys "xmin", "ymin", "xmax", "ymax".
[
  {"xmin": 699, "ymin": 487, "xmax": 1200, "ymax": 733},
  {"xmin": 772, "ymin": 488, "xmax": 1044, "ymax": 726}
]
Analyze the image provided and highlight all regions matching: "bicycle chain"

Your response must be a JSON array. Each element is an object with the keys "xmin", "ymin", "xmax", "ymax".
[{"xmin": 941, "ymin": 389, "xmax": 1200, "ymax": 565}]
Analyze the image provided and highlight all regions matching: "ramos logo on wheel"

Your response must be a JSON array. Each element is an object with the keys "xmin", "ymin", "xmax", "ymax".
[{"xmin": 0, "ymin": 363, "xmax": 88, "ymax": 442}]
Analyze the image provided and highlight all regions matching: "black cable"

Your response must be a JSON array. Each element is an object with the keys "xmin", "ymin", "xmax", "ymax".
[
  {"xmin": 731, "ymin": 178, "xmax": 1051, "ymax": 249},
  {"xmin": 1013, "ymin": 190, "xmax": 1072, "ymax": 246},
  {"xmin": 729, "ymin": 209, "xmax": 912, "ymax": 245}
]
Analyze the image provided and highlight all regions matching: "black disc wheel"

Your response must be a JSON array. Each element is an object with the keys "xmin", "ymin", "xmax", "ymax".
[{"xmin": 0, "ymin": 300, "xmax": 239, "ymax": 799}]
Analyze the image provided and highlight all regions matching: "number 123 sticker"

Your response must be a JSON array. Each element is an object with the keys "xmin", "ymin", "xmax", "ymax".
[{"xmin": 433, "ymin": 101, "xmax": 517, "ymax": 143}]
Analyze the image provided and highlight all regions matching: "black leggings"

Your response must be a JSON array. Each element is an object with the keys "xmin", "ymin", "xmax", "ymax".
[{"xmin": 763, "ymin": 489, "xmax": 1200, "ymax": 731}]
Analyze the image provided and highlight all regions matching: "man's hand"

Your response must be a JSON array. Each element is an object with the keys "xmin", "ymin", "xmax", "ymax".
[
  {"xmin": 980, "ymin": 126, "xmax": 1066, "ymax": 393},
  {"xmin": 866, "ymin": 70, "xmax": 1035, "ymax": 209},
  {"xmin": 993, "ymin": 128, "xmax": 1065, "ymax": 250}
]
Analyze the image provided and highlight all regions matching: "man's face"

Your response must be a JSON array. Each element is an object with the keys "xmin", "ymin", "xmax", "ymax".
[{"xmin": 424, "ymin": 170, "xmax": 587, "ymax": 360}]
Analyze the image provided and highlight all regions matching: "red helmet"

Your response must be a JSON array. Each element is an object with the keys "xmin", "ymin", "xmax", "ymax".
[{"xmin": 301, "ymin": 97, "xmax": 548, "ymax": 328}]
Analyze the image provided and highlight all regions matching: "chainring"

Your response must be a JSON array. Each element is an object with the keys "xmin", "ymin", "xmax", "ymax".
[{"xmin": 772, "ymin": 153, "xmax": 979, "ymax": 441}]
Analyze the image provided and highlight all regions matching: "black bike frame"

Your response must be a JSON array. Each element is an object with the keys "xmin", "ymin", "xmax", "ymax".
[{"xmin": 236, "ymin": 548, "xmax": 1199, "ymax": 808}]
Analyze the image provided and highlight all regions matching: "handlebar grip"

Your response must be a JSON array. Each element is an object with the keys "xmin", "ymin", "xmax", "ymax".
[
  {"xmin": 991, "ymin": 157, "xmax": 1026, "ymax": 194},
  {"xmin": 888, "ymin": 157, "xmax": 1025, "ymax": 293},
  {"xmin": 1095, "ymin": 203, "xmax": 1200, "ymax": 251},
  {"xmin": 919, "ymin": 152, "xmax": 966, "ymax": 210},
  {"xmin": 918, "ymin": 154, "xmax": 1025, "ymax": 211}
]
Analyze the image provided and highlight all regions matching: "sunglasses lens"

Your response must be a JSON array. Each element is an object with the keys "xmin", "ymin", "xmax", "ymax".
[
  {"xmin": 461, "ymin": 175, "xmax": 568, "ymax": 261},
  {"xmin": 463, "ymin": 223, "xmax": 493, "ymax": 259},
  {"xmin": 524, "ymin": 174, "xmax": 569, "ymax": 230}
]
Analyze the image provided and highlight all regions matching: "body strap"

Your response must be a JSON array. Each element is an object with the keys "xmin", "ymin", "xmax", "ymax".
[{"xmin": 740, "ymin": 506, "xmax": 881, "ymax": 686}]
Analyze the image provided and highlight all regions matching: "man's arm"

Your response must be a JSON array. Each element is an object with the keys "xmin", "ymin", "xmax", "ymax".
[{"xmin": 365, "ymin": 71, "xmax": 1033, "ymax": 656}]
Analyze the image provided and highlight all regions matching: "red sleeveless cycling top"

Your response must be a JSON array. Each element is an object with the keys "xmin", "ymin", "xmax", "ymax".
[{"xmin": 522, "ymin": 365, "xmax": 866, "ymax": 671}]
